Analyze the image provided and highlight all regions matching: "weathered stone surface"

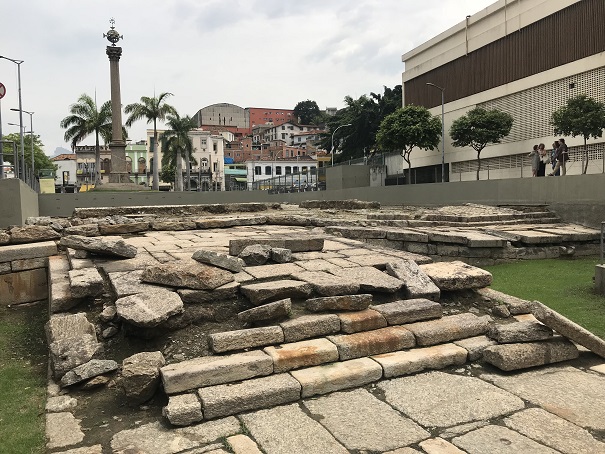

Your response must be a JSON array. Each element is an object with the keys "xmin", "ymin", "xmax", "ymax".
[
  {"xmin": 198, "ymin": 373, "xmax": 302, "ymax": 419},
  {"xmin": 271, "ymin": 247, "xmax": 292, "ymax": 263},
  {"xmin": 487, "ymin": 320, "xmax": 553, "ymax": 343},
  {"xmin": 46, "ymin": 395, "xmax": 78, "ymax": 413},
  {"xmin": 330, "ymin": 266, "xmax": 403, "ymax": 293},
  {"xmin": 372, "ymin": 343, "xmax": 468, "ymax": 378},
  {"xmin": 60, "ymin": 359, "xmax": 118, "ymax": 387},
  {"xmin": 63, "ymin": 223, "xmax": 100, "ymax": 237},
  {"xmin": 174, "ymin": 416, "xmax": 241, "ymax": 443},
  {"xmin": 111, "ymin": 421, "xmax": 200, "ymax": 454},
  {"xmin": 264, "ymin": 338, "xmax": 339, "ymax": 372},
  {"xmin": 115, "ymin": 288, "xmax": 184, "ymax": 328},
  {"xmin": 10, "ymin": 257, "xmax": 47, "ymax": 272},
  {"xmin": 161, "ymin": 351, "xmax": 273, "ymax": 394},
  {"xmin": 98, "ymin": 222, "xmax": 150, "ymax": 235},
  {"xmin": 46, "ymin": 312, "xmax": 96, "ymax": 344},
  {"xmin": 141, "ymin": 262, "xmax": 234, "ymax": 290},
  {"xmin": 244, "ymin": 262, "xmax": 304, "ymax": 280},
  {"xmin": 178, "ymin": 281, "xmax": 240, "ymax": 304},
  {"xmin": 419, "ymin": 437, "xmax": 466, "ymax": 454},
  {"xmin": 0, "ymin": 231, "xmax": 10, "ymax": 245},
  {"xmin": 227, "ymin": 434, "xmax": 263, "ymax": 454},
  {"xmin": 151, "ymin": 220, "xmax": 197, "ymax": 231},
  {"xmin": 49, "ymin": 280, "xmax": 81, "ymax": 313},
  {"xmin": 230, "ymin": 237, "xmax": 325, "ymax": 256},
  {"xmin": 60, "ymin": 235, "xmax": 137, "ymax": 258},
  {"xmin": 378, "ymin": 371, "xmax": 524, "ymax": 427},
  {"xmin": 303, "ymin": 389, "xmax": 430, "ymax": 452},
  {"xmin": 163, "ymin": 393, "xmax": 204, "ymax": 426},
  {"xmin": 290, "ymin": 357, "xmax": 383, "ymax": 398},
  {"xmin": 532, "ymin": 301, "xmax": 605, "ymax": 358},
  {"xmin": 386, "ymin": 260, "xmax": 440, "ymax": 301},
  {"xmin": 209, "ymin": 326, "xmax": 284, "ymax": 353},
  {"xmin": 483, "ymin": 339, "xmax": 579, "ymax": 371},
  {"xmin": 240, "ymin": 404, "xmax": 348, "ymax": 454},
  {"xmin": 237, "ymin": 298, "xmax": 291, "ymax": 323},
  {"xmin": 328, "ymin": 326, "xmax": 415, "ymax": 361},
  {"xmin": 476, "ymin": 287, "xmax": 534, "ymax": 314},
  {"xmin": 68, "ymin": 267, "xmax": 104, "ymax": 298},
  {"xmin": 371, "ymin": 298, "xmax": 442, "ymax": 325},
  {"xmin": 280, "ymin": 314, "xmax": 341, "ymax": 342},
  {"xmin": 306, "ymin": 294, "xmax": 372, "ymax": 312},
  {"xmin": 108, "ymin": 270, "xmax": 161, "ymax": 298},
  {"xmin": 504, "ymin": 408, "xmax": 605, "ymax": 454},
  {"xmin": 49, "ymin": 334, "xmax": 103, "ymax": 380},
  {"xmin": 420, "ymin": 260, "xmax": 492, "ymax": 290},
  {"xmin": 404, "ymin": 313, "xmax": 491, "ymax": 346},
  {"xmin": 99, "ymin": 305, "xmax": 117, "ymax": 323},
  {"xmin": 241, "ymin": 279, "xmax": 313, "ymax": 305},
  {"xmin": 9, "ymin": 225, "xmax": 60, "ymax": 243},
  {"xmin": 192, "ymin": 250, "xmax": 244, "ymax": 272},
  {"xmin": 46, "ymin": 412, "xmax": 85, "ymax": 449},
  {"xmin": 302, "ymin": 199, "xmax": 380, "ymax": 210},
  {"xmin": 338, "ymin": 309, "xmax": 388, "ymax": 334},
  {"xmin": 2, "ymin": 267, "xmax": 49, "ymax": 305},
  {"xmin": 453, "ymin": 335, "xmax": 497, "ymax": 361},
  {"xmin": 293, "ymin": 270, "xmax": 360, "ymax": 296},
  {"xmin": 121, "ymin": 351, "xmax": 166, "ymax": 403},
  {"xmin": 452, "ymin": 425, "xmax": 559, "ymax": 454},
  {"xmin": 239, "ymin": 244, "xmax": 272, "ymax": 266}
]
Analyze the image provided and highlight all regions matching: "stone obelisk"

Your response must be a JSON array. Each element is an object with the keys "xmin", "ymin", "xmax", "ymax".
[{"xmin": 104, "ymin": 19, "xmax": 127, "ymax": 183}]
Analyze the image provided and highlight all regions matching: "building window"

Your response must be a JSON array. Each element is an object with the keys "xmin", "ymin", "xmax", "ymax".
[
  {"xmin": 255, "ymin": 166, "xmax": 261, "ymax": 175},
  {"xmin": 276, "ymin": 166, "xmax": 282, "ymax": 175},
  {"xmin": 126, "ymin": 157, "xmax": 132, "ymax": 173},
  {"xmin": 265, "ymin": 166, "xmax": 272, "ymax": 175},
  {"xmin": 213, "ymin": 142, "xmax": 217, "ymax": 152},
  {"xmin": 213, "ymin": 162, "xmax": 217, "ymax": 171},
  {"xmin": 285, "ymin": 166, "xmax": 291, "ymax": 174},
  {"xmin": 293, "ymin": 166, "xmax": 299, "ymax": 173},
  {"xmin": 282, "ymin": 133, "xmax": 287, "ymax": 139},
  {"xmin": 281, "ymin": 126, "xmax": 285, "ymax": 130},
  {"xmin": 138, "ymin": 157, "xmax": 146, "ymax": 174}
]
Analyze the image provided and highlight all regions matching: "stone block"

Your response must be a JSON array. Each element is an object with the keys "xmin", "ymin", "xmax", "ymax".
[
  {"xmin": 163, "ymin": 393, "xmax": 204, "ymax": 426},
  {"xmin": 45, "ymin": 312, "xmax": 96, "ymax": 344},
  {"xmin": 60, "ymin": 359, "xmax": 118, "ymax": 387},
  {"xmin": 209, "ymin": 326, "xmax": 284, "ymax": 353},
  {"xmin": 452, "ymin": 425, "xmax": 560, "ymax": 454},
  {"xmin": 385, "ymin": 260, "xmax": 440, "ymax": 301},
  {"xmin": 68, "ymin": 267, "xmax": 104, "ymax": 298},
  {"xmin": 420, "ymin": 261, "xmax": 492, "ymax": 290},
  {"xmin": 241, "ymin": 279, "xmax": 313, "ymax": 305},
  {"xmin": 293, "ymin": 270, "xmax": 360, "ymax": 296},
  {"xmin": 46, "ymin": 412, "xmax": 85, "ymax": 449},
  {"xmin": 291, "ymin": 357, "xmax": 383, "ymax": 398},
  {"xmin": 453, "ymin": 335, "xmax": 497, "ymax": 360},
  {"xmin": 115, "ymin": 288, "xmax": 184, "ymax": 328},
  {"xmin": 476, "ymin": 287, "xmax": 534, "ymax": 314},
  {"xmin": 328, "ymin": 326, "xmax": 415, "ymax": 360},
  {"xmin": 0, "ymin": 267, "xmax": 48, "ymax": 305},
  {"xmin": 121, "ymin": 351, "xmax": 166, "ymax": 404},
  {"xmin": 227, "ymin": 434, "xmax": 263, "ymax": 454},
  {"xmin": 338, "ymin": 309, "xmax": 388, "ymax": 334},
  {"xmin": 330, "ymin": 266, "xmax": 403, "ymax": 293},
  {"xmin": 10, "ymin": 257, "xmax": 47, "ymax": 272},
  {"xmin": 404, "ymin": 313, "xmax": 491, "ymax": 346},
  {"xmin": 264, "ymin": 338, "xmax": 339, "ymax": 372},
  {"xmin": 161, "ymin": 351, "xmax": 274, "ymax": 394},
  {"xmin": 271, "ymin": 247, "xmax": 292, "ymax": 263},
  {"xmin": 305, "ymin": 294, "xmax": 372, "ymax": 312},
  {"xmin": 483, "ymin": 339, "xmax": 579, "ymax": 371},
  {"xmin": 108, "ymin": 270, "xmax": 160, "ymax": 298},
  {"xmin": 280, "ymin": 314, "xmax": 340, "ymax": 342},
  {"xmin": 198, "ymin": 373, "xmax": 301, "ymax": 419},
  {"xmin": 192, "ymin": 250, "xmax": 244, "ymax": 272},
  {"xmin": 178, "ymin": 281, "xmax": 240, "ymax": 304},
  {"xmin": 141, "ymin": 262, "xmax": 234, "ymax": 290},
  {"xmin": 372, "ymin": 343, "xmax": 468, "ymax": 378},
  {"xmin": 244, "ymin": 263, "xmax": 303, "ymax": 280},
  {"xmin": 237, "ymin": 298, "xmax": 291, "ymax": 323},
  {"xmin": 419, "ymin": 438, "xmax": 466, "ymax": 454},
  {"xmin": 98, "ymin": 222, "xmax": 150, "ymax": 235},
  {"xmin": 487, "ymin": 320, "xmax": 553, "ymax": 343},
  {"xmin": 371, "ymin": 299, "xmax": 442, "ymax": 325},
  {"xmin": 239, "ymin": 244, "xmax": 272, "ymax": 266},
  {"xmin": 9, "ymin": 225, "xmax": 60, "ymax": 244}
]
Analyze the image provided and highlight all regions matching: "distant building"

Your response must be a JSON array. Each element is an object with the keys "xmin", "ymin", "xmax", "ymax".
[
  {"xmin": 192, "ymin": 104, "xmax": 295, "ymax": 136},
  {"xmin": 51, "ymin": 153, "xmax": 77, "ymax": 187}
]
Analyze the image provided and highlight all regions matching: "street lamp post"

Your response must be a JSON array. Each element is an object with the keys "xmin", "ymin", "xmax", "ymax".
[
  {"xmin": 11, "ymin": 108, "xmax": 34, "ymax": 181},
  {"xmin": 331, "ymin": 123, "xmax": 352, "ymax": 166},
  {"xmin": 426, "ymin": 83, "xmax": 445, "ymax": 183},
  {"xmin": 0, "ymin": 56, "xmax": 25, "ymax": 181}
]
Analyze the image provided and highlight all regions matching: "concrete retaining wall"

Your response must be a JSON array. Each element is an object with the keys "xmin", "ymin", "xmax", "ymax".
[{"xmin": 0, "ymin": 179, "xmax": 39, "ymax": 228}]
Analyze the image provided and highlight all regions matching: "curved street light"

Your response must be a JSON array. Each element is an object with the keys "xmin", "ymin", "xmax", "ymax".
[
  {"xmin": 11, "ymin": 108, "xmax": 34, "ymax": 179},
  {"xmin": 0, "ymin": 56, "xmax": 25, "ymax": 181},
  {"xmin": 426, "ymin": 83, "xmax": 445, "ymax": 183},
  {"xmin": 331, "ymin": 123, "xmax": 352, "ymax": 166}
]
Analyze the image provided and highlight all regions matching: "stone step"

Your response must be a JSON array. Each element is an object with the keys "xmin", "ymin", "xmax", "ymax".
[
  {"xmin": 483, "ymin": 338, "xmax": 579, "ymax": 371},
  {"xmin": 327, "ymin": 327, "xmax": 415, "ymax": 361},
  {"xmin": 404, "ymin": 313, "xmax": 491, "ymax": 346},
  {"xmin": 264, "ymin": 339, "xmax": 339, "ymax": 372},
  {"xmin": 370, "ymin": 299, "xmax": 443, "ymax": 325},
  {"xmin": 209, "ymin": 326, "xmax": 284, "ymax": 353},
  {"xmin": 420, "ymin": 261, "xmax": 493, "ymax": 291}
]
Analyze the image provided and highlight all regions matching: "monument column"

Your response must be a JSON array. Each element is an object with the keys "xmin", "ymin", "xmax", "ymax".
[{"xmin": 104, "ymin": 19, "xmax": 127, "ymax": 183}]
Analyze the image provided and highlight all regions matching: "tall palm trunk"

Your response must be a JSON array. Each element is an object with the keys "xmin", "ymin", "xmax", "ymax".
[
  {"xmin": 95, "ymin": 132, "xmax": 102, "ymax": 186},
  {"xmin": 185, "ymin": 148, "xmax": 191, "ymax": 191},
  {"xmin": 175, "ymin": 138, "xmax": 183, "ymax": 192},
  {"xmin": 152, "ymin": 118, "xmax": 159, "ymax": 191}
]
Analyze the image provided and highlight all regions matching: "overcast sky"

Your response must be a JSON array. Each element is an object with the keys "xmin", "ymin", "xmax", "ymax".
[{"xmin": 1, "ymin": 0, "xmax": 495, "ymax": 155}]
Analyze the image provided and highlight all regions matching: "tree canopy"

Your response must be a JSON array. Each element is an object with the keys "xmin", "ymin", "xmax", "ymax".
[
  {"xmin": 160, "ymin": 113, "xmax": 197, "ymax": 191},
  {"xmin": 293, "ymin": 100, "xmax": 321, "ymax": 125},
  {"xmin": 1, "ymin": 132, "xmax": 56, "ymax": 173},
  {"xmin": 376, "ymin": 105, "xmax": 441, "ymax": 181},
  {"xmin": 551, "ymin": 94, "xmax": 605, "ymax": 174},
  {"xmin": 450, "ymin": 107, "xmax": 513, "ymax": 180}
]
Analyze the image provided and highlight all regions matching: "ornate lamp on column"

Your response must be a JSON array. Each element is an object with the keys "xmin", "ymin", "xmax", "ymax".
[{"xmin": 104, "ymin": 19, "xmax": 127, "ymax": 183}]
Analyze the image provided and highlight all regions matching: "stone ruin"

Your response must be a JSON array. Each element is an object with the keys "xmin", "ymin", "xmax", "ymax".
[{"xmin": 2, "ymin": 200, "xmax": 605, "ymax": 453}]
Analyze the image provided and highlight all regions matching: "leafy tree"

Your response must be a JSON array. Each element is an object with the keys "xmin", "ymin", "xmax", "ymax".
[
  {"xmin": 376, "ymin": 105, "xmax": 441, "ymax": 183},
  {"xmin": 60, "ymin": 93, "xmax": 112, "ymax": 185},
  {"xmin": 1, "ymin": 132, "xmax": 56, "ymax": 174},
  {"xmin": 125, "ymin": 93, "xmax": 177, "ymax": 190},
  {"xmin": 450, "ymin": 107, "xmax": 513, "ymax": 180},
  {"xmin": 293, "ymin": 100, "xmax": 321, "ymax": 124},
  {"xmin": 159, "ymin": 164, "xmax": 176, "ymax": 185},
  {"xmin": 160, "ymin": 113, "xmax": 197, "ymax": 191},
  {"xmin": 551, "ymin": 94, "xmax": 605, "ymax": 174}
]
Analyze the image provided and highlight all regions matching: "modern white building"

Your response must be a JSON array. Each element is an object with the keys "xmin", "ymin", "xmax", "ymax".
[
  {"xmin": 399, "ymin": 0, "xmax": 605, "ymax": 182},
  {"xmin": 245, "ymin": 156, "xmax": 318, "ymax": 190}
]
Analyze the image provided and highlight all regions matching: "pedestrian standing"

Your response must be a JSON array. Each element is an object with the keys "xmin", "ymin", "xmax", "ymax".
[
  {"xmin": 529, "ymin": 145, "xmax": 540, "ymax": 177},
  {"xmin": 550, "ymin": 141, "xmax": 560, "ymax": 176},
  {"xmin": 537, "ymin": 143, "xmax": 548, "ymax": 176},
  {"xmin": 549, "ymin": 138, "xmax": 568, "ymax": 176}
]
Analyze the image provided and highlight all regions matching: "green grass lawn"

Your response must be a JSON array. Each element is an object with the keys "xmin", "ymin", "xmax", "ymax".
[
  {"xmin": 0, "ymin": 304, "xmax": 47, "ymax": 454},
  {"xmin": 484, "ymin": 256, "xmax": 605, "ymax": 339}
]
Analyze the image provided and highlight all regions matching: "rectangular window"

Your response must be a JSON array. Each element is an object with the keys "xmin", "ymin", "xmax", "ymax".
[
  {"xmin": 255, "ymin": 166, "xmax": 261, "ymax": 175},
  {"xmin": 281, "ymin": 126, "xmax": 285, "ymax": 130},
  {"xmin": 213, "ymin": 143, "xmax": 217, "ymax": 152},
  {"xmin": 213, "ymin": 163, "xmax": 217, "ymax": 171},
  {"xmin": 265, "ymin": 166, "xmax": 272, "ymax": 175},
  {"xmin": 276, "ymin": 166, "xmax": 282, "ymax": 175},
  {"xmin": 293, "ymin": 166, "xmax": 299, "ymax": 173},
  {"xmin": 285, "ymin": 166, "xmax": 291, "ymax": 174}
]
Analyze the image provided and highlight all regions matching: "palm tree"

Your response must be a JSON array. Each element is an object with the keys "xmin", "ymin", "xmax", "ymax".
[
  {"xmin": 160, "ymin": 113, "xmax": 197, "ymax": 191},
  {"xmin": 124, "ymin": 93, "xmax": 177, "ymax": 190},
  {"xmin": 60, "ymin": 94, "xmax": 112, "ymax": 186}
]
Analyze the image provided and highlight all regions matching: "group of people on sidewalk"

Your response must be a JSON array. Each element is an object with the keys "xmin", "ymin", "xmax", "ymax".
[{"xmin": 530, "ymin": 138, "xmax": 568, "ymax": 177}]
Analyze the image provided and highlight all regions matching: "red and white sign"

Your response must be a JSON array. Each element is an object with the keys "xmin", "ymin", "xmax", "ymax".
[{"xmin": 0, "ymin": 82, "xmax": 5, "ymax": 99}]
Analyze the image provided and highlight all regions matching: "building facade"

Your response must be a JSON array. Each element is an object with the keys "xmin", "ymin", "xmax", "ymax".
[{"xmin": 400, "ymin": 0, "xmax": 605, "ymax": 182}]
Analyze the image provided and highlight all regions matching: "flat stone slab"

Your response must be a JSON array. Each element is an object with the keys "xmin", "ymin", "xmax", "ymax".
[
  {"xmin": 452, "ymin": 425, "xmax": 559, "ymax": 454},
  {"xmin": 9, "ymin": 225, "xmax": 61, "ymax": 243},
  {"xmin": 174, "ymin": 416, "xmax": 241, "ymax": 444},
  {"xmin": 163, "ymin": 393, "xmax": 204, "ymax": 426},
  {"xmin": 290, "ymin": 357, "xmax": 383, "ymax": 398},
  {"xmin": 420, "ymin": 260, "xmax": 492, "ymax": 290},
  {"xmin": 46, "ymin": 412, "xmax": 85, "ymax": 449},
  {"xmin": 303, "ymin": 389, "xmax": 430, "ymax": 452},
  {"xmin": 386, "ymin": 260, "xmax": 440, "ymax": 301},
  {"xmin": 371, "ymin": 298, "xmax": 442, "ymax": 325},
  {"xmin": 419, "ymin": 438, "xmax": 466, "ymax": 454},
  {"xmin": 121, "ymin": 351, "xmax": 166, "ymax": 404},
  {"xmin": 227, "ymin": 434, "xmax": 263, "ymax": 454},
  {"xmin": 115, "ymin": 288, "xmax": 184, "ymax": 328},
  {"xmin": 238, "ymin": 298, "xmax": 291, "ymax": 323},
  {"xmin": 264, "ymin": 338, "xmax": 339, "ymax": 372},
  {"xmin": 501, "ymin": 229, "xmax": 563, "ymax": 244},
  {"xmin": 293, "ymin": 270, "xmax": 360, "ymax": 296},
  {"xmin": 111, "ymin": 421, "xmax": 200, "ymax": 454},
  {"xmin": 229, "ymin": 237, "xmax": 324, "ymax": 255},
  {"xmin": 372, "ymin": 343, "xmax": 468, "ymax": 378},
  {"xmin": 280, "ymin": 314, "xmax": 341, "ymax": 342},
  {"xmin": 209, "ymin": 326, "xmax": 284, "ymax": 353},
  {"xmin": 378, "ymin": 371, "xmax": 525, "ymax": 428},
  {"xmin": 241, "ymin": 279, "xmax": 313, "ymax": 305},
  {"xmin": 337, "ymin": 309, "xmax": 387, "ymax": 334},
  {"xmin": 404, "ymin": 313, "xmax": 491, "ymax": 346},
  {"xmin": 68, "ymin": 267, "xmax": 104, "ymax": 298},
  {"xmin": 534, "ymin": 225, "xmax": 600, "ymax": 242},
  {"xmin": 141, "ymin": 262, "xmax": 234, "ymax": 290},
  {"xmin": 330, "ymin": 266, "xmax": 403, "ymax": 293},
  {"xmin": 244, "ymin": 263, "xmax": 304, "ymax": 280},
  {"xmin": 191, "ymin": 250, "xmax": 244, "ymax": 272},
  {"xmin": 0, "ymin": 241, "xmax": 57, "ymax": 263},
  {"xmin": 161, "ymin": 350, "xmax": 273, "ymax": 394},
  {"xmin": 45, "ymin": 312, "xmax": 96, "ymax": 344},
  {"xmin": 532, "ymin": 301, "xmax": 605, "ymax": 358},
  {"xmin": 60, "ymin": 359, "xmax": 119, "ymax": 387},
  {"xmin": 240, "ymin": 404, "xmax": 348, "ymax": 453},
  {"xmin": 483, "ymin": 338, "xmax": 579, "ymax": 371},
  {"xmin": 476, "ymin": 287, "xmax": 534, "ymax": 314},
  {"xmin": 454, "ymin": 335, "xmax": 497, "ymax": 360},
  {"xmin": 178, "ymin": 281, "xmax": 240, "ymax": 304},
  {"xmin": 487, "ymin": 320, "xmax": 553, "ymax": 343},
  {"xmin": 305, "ymin": 294, "xmax": 372, "ymax": 312},
  {"xmin": 108, "ymin": 270, "xmax": 163, "ymax": 298},
  {"xmin": 60, "ymin": 235, "xmax": 137, "ymax": 258},
  {"xmin": 328, "ymin": 326, "xmax": 415, "ymax": 361},
  {"xmin": 198, "ymin": 373, "xmax": 302, "ymax": 420}
]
